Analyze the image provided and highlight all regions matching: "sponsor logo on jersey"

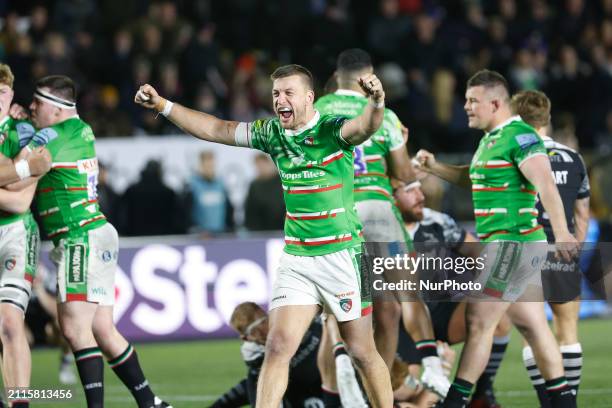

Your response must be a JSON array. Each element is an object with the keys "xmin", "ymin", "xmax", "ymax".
[
  {"xmin": 77, "ymin": 158, "xmax": 99, "ymax": 174},
  {"xmin": 4, "ymin": 258, "xmax": 16, "ymax": 271},
  {"xmin": 487, "ymin": 139, "xmax": 497, "ymax": 149},
  {"xmin": 515, "ymin": 133, "xmax": 539, "ymax": 149},
  {"xmin": 68, "ymin": 244, "xmax": 86, "ymax": 283},
  {"xmin": 340, "ymin": 298, "xmax": 352, "ymax": 312},
  {"xmin": 304, "ymin": 136, "xmax": 314, "ymax": 145}
]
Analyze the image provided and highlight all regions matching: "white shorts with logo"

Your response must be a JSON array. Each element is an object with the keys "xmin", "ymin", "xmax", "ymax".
[
  {"xmin": 355, "ymin": 199, "xmax": 410, "ymax": 257},
  {"xmin": 270, "ymin": 247, "xmax": 372, "ymax": 322},
  {"xmin": 0, "ymin": 218, "xmax": 39, "ymax": 313},
  {"xmin": 475, "ymin": 240, "xmax": 547, "ymax": 302},
  {"xmin": 53, "ymin": 223, "xmax": 118, "ymax": 305}
]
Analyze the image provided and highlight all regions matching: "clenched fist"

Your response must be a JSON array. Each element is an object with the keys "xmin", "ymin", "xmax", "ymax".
[
  {"xmin": 134, "ymin": 84, "xmax": 165, "ymax": 112},
  {"xmin": 24, "ymin": 146, "xmax": 51, "ymax": 176},
  {"xmin": 358, "ymin": 73, "xmax": 385, "ymax": 105},
  {"xmin": 413, "ymin": 149, "xmax": 436, "ymax": 172}
]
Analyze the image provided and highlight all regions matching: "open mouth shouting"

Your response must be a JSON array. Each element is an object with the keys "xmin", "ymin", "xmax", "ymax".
[{"xmin": 276, "ymin": 106, "xmax": 293, "ymax": 126}]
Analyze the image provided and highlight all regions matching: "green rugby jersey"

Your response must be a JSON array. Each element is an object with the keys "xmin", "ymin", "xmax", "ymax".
[
  {"xmin": 469, "ymin": 116, "xmax": 547, "ymax": 242},
  {"xmin": 315, "ymin": 90, "xmax": 405, "ymax": 201},
  {"xmin": 0, "ymin": 116, "xmax": 36, "ymax": 226},
  {"xmin": 28, "ymin": 116, "xmax": 106, "ymax": 242},
  {"xmin": 238, "ymin": 111, "xmax": 363, "ymax": 256}
]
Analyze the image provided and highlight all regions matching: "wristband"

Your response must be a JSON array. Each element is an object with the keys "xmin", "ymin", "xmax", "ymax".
[
  {"xmin": 371, "ymin": 100, "xmax": 384, "ymax": 109},
  {"xmin": 15, "ymin": 159, "xmax": 31, "ymax": 180},
  {"xmin": 161, "ymin": 100, "xmax": 174, "ymax": 117}
]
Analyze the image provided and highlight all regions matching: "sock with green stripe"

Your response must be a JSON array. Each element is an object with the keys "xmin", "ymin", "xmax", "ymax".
[
  {"xmin": 109, "ymin": 344, "xmax": 155, "ymax": 408},
  {"xmin": 545, "ymin": 377, "xmax": 576, "ymax": 408},
  {"xmin": 108, "ymin": 344, "xmax": 155, "ymax": 408},
  {"xmin": 416, "ymin": 339, "xmax": 439, "ymax": 359},
  {"xmin": 443, "ymin": 378, "xmax": 473, "ymax": 408},
  {"xmin": 74, "ymin": 347, "xmax": 104, "ymax": 408}
]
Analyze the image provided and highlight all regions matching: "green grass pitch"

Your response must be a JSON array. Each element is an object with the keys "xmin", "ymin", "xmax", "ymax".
[{"xmin": 13, "ymin": 317, "xmax": 612, "ymax": 407}]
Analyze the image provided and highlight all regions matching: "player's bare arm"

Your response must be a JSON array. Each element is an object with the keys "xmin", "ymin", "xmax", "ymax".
[
  {"xmin": 135, "ymin": 83, "xmax": 239, "ymax": 146},
  {"xmin": 520, "ymin": 155, "xmax": 579, "ymax": 260},
  {"xmin": 0, "ymin": 182, "xmax": 36, "ymax": 213},
  {"xmin": 341, "ymin": 73, "xmax": 385, "ymax": 145},
  {"xmin": 388, "ymin": 125, "xmax": 417, "ymax": 183},
  {"xmin": 573, "ymin": 197, "xmax": 590, "ymax": 243},
  {"xmin": 414, "ymin": 149, "xmax": 471, "ymax": 188},
  {"xmin": 0, "ymin": 147, "xmax": 50, "ymax": 187}
]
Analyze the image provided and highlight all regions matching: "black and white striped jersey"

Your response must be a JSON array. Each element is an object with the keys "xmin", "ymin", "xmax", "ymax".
[{"xmin": 536, "ymin": 136, "xmax": 590, "ymax": 242}]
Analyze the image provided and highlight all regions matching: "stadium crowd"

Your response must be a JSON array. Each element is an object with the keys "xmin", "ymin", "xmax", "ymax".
[{"xmin": 0, "ymin": 0, "xmax": 610, "ymax": 152}]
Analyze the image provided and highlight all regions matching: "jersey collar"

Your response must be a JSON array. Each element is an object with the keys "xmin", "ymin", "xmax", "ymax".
[
  {"xmin": 284, "ymin": 110, "xmax": 320, "ymax": 136},
  {"xmin": 335, "ymin": 89, "xmax": 366, "ymax": 98},
  {"xmin": 541, "ymin": 135, "xmax": 552, "ymax": 141},
  {"xmin": 487, "ymin": 115, "xmax": 521, "ymax": 135}
]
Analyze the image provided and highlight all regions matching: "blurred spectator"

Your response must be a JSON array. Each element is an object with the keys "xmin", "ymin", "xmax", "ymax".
[
  {"xmin": 189, "ymin": 151, "xmax": 234, "ymax": 234},
  {"xmin": 245, "ymin": 154, "xmax": 285, "ymax": 231},
  {"xmin": 28, "ymin": 5, "xmax": 49, "ymax": 48},
  {"xmin": 86, "ymin": 85, "xmax": 134, "ymax": 137},
  {"xmin": 96, "ymin": 162, "xmax": 120, "ymax": 227},
  {"xmin": 366, "ymin": 0, "xmax": 411, "ymax": 61},
  {"xmin": 0, "ymin": 0, "xmax": 608, "ymax": 151},
  {"xmin": 120, "ymin": 160, "xmax": 184, "ymax": 236}
]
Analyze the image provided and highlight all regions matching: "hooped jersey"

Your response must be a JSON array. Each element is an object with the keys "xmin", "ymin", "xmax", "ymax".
[
  {"xmin": 469, "ymin": 116, "xmax": 547, "ymax": 242},
  {"xmin": 28, "ymin": 116, "xmax": 106, "ymax": 242},
  {"xmin": 237, "ymin": 111, "xmax": 363, "ymax": 256},
  {"xmin": 315, "ymin": 90, "xmax": 406, "ymax": 202},
  {"xmin": 0, "ymin": 116, "xmax": 36, "ymax": 226}
]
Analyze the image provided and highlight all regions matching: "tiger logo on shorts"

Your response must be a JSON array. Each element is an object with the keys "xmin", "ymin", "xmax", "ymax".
[{"xmin": 340, "ymin": 298, "xmax": 352, "ymax": 312}]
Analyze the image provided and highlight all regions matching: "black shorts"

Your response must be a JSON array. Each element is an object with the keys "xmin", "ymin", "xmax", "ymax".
[
  {"xmin": 397, "ymin": 301, "xmax": 459, "ymax": 363},
  {"xmin": 541, "ymin": 251, "xmax": 581, "ymax": 303},
  {"xmin": 427, "ymin": 301, "xmax": 460, "ymax": 343}
]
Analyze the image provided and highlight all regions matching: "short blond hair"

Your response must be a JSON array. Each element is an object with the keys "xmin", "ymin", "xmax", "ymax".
[
  {"xmin": 0, "ymin": 64, "xmax": 14, "ymax": 88},
  {"xmin": 229, "ymin": 302, "xmax": 265, "ymax": 335},
  {"xmin": 511, "ymin": 90, "xmax": 551, "ymax": 129}
]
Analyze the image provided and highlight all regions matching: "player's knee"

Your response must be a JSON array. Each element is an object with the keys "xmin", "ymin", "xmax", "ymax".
[
  {"xmin": 374, "ymin": 301, "xmax": 401, "ymax": 327},
  {"xmin": 494, "ymin": 315, "xmax": 512, "ymax": 337},
  {"xmin": 344, "ymin": 340, "xmax": 375, "ymax": 369},
  {"xmin": 0, "ymin": 310, "xmax": 25, "ymax": 343},
  {"xmin": 265, "ymin": 331, "xmax": 297, "ymax": 361},
  {"xmin": 465, "ymin": 313, "xmax": 495, "ymax": 337}
]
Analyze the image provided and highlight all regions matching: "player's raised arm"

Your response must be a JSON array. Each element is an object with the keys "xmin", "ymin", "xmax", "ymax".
[
  {"xmin": 340, "ymin": 73, "xmax": 385, "ymax": 146},
  {"xmin": 413, "ymin": 149, "xmax": 472, "ymax": 188},
  {"xmin": 135, "ymin": 84, "xmax": 240, "ymax": 146}
]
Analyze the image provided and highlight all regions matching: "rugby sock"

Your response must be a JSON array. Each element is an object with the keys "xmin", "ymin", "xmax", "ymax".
[
  {"xmin": 321, "ymin": 387, "xmax": 342, "ymax": 408},
  {"xmin": 443, "ymin": 378, "xmax": 473, "ymax": 408},
  {"xmin": 209, "ymin": 379, "xmax": 249, "ymax": 408},
  {"xmin": 474, "ymin": 335, "xmax": 509, "ymax": 397},
  {"xmin": 416, "ymin": 339, "xmax": 439, "ymax": 359},
  {"xmin": 560, "ymin": 343, "xmax": 582, "ymax": 395},
  {"xmin": 74, "ymin": 347, "xmax": 104, "ymax": 408},
  {"xmin": 546, "ymin": 377, "xmax": 576, "ymax": 407},
  {"xmin": 108, "ymin": 344, "xmax": 155, "ymax": 408},
  {"xmin": 522, "ymin": 346, "xmax": 551, "ymax": 408},
  {"xmin": 333, "ymin": 343, "xmax": 367, "ymax": 408}
]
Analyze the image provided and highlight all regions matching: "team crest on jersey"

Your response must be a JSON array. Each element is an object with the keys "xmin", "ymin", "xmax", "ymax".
[
  {"xmin": 487, "ymin": 139, "xmax": 497, "ymax": 149},
  {"xmin": 4, "ymin": 258, "xmax": 16, "ymax": 271},
  {"xmin": 340, "ymin": 298, "xmax": 352, "ymax": 312},
  {"xmin": 304, "ymin": 136, "xmax": 314, "ymax": 145}
]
